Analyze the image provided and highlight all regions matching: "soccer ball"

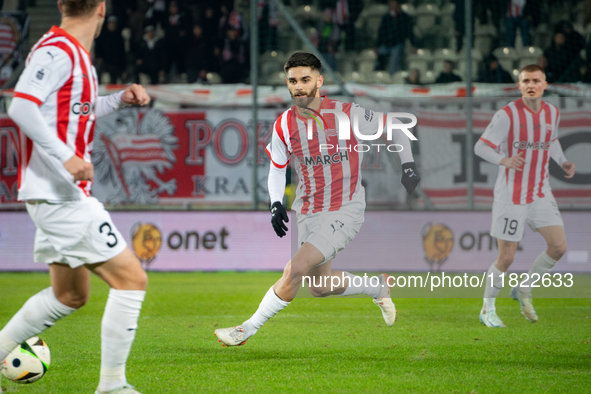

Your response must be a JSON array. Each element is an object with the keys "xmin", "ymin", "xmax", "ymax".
[{"xmin": 2, "ymin": 336, "xmax": 50, "ymax": 383}]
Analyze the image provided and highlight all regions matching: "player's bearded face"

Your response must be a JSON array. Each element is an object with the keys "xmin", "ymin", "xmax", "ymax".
[{"xmin": 287, "ymin": 67, "xmax": 322, "ymax": 108}]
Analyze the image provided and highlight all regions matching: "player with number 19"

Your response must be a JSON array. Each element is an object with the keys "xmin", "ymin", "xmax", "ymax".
[
  {"xmin": 0, "ymin": 1, "xmax": 150, "ymax": 393},
  {"xmin": 474, "ymin": 64, "xmax": 576, "ymax": 328}
]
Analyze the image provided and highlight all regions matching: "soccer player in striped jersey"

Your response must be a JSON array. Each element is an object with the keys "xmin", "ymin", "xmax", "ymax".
[
  {"xmin": 215, "ymin": 52, "xmax": 420, "ymax": 346},
  {"xmin": 0, "ymin": 1, "xmax": 150, "ymax": 393},
  {"xmin": 475, "ymin": 64, "xmax": 576, "ymax": 328}
]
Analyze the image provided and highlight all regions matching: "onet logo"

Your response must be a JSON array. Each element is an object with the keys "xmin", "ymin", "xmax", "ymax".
[{"xmin": 304, "ymin": 108, "xmax": 418, "ymax": 152}]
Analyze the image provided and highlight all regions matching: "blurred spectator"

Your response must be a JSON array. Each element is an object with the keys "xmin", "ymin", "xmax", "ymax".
[
  {"xmin": 111, "ymin": 0, "xmax": 135, "ymax": 28},
  {"xmin": 452, "ymin": 0, "xmax": 474, "ymax": 53},
  {"xmin": 339, "ymin": 0, "xmax": 363, "ymax": 52},
  {"xmin": 201, "ymin": 6, "xmax": 218, "ymax": 43},
  {"xmin": 257, "ymin": 0, "xmax": 280, "ymax": 53},
  {"xmin": 375, "ymin": 0, "xmax": 415, "ymax": 75},
  {"xmin": 164, "ymin": 0, "xmax": 191, "ymax": 80},
  {"xmin": 219, "ymin": 3, "xmax": 249, "ymax": 43},
  {"xmin": 128, "ymin": 1, "xmax": 147, "ymax": 53},
  {"xmin": 435, "ymin": 60, "xmax": 462, "ymax": 84},
  {"xmin": 135, "ymin": 25, "xmax": 166, "ymax": 85},
  {"xmin": 145, "ymin": 0, "xmax": 167, "ymax": 29},
  {"xmin": 555, "ymin": 21, "xmax": 585, "ymax": 66},
  {"xmin": 186, "ymin": 25, "xmax": 210, "ymax": 83},
  {"xmin": 312, "ymin": 8, "xmax": 340, "ymax": 71},
  {"xmin": 477, "ymin": 55, "xmax": 514, "ymax": 83},
  {"xmin": 585, "ymin": 0, "xmax": 591, "ymax": 26},
  {"xmin": 94, "ymin": 16, "xmax": 127, "ymax": 84},
  {"xmin": 476, "ymin": 0, "xmax": 504, "ymax": 30},
  {"xmin": 0, "ymin": 14, "xmax": 21, "ymax": 87},
  {"xmin": 558, "ymin": 59, "xmax": 591, "ymax": 83},
  {"xmin": 504, "ymin": 0, "xmax": 530, "ymax": 47},
  {"xmin": 405, "ymin": 69, "xmax": 422, "ymax": 85},
  {"xmin": 544, "ymin": 32, "xmax": 571, "ymax": 83},
  {"xmin": 219, "ymin": 27, "xmax": 249, "ymax": 83}
]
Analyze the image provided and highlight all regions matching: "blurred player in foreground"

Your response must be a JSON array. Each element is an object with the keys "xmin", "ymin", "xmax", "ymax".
[
  {"xmin": 475, "ymin": 65, "xmax": 576, "ymax": 328},
  {"xmin": 214, "ymin": 52, "xmax": 420, "ymax": 346},
  {"xmin": 0, "ymin": 1, "xmax": 150, "ymax": 393}
]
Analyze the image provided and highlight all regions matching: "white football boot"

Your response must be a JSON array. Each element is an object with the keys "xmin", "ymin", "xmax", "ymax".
[
  {"xmin": 373, "ymin": 274, "xmax": 397, "ymax": 326},
  {"xmin": 479, "ymin": 309, "xmax": 507, "ymax": 328},
  {"xmin": 95, "ymin": 384, "xmax": 142, "ymax": 394},
  {"xmin": 214, "ymin": 325, "xmax": 248, "ymax": 347},
  {"xmin": 510, "ymin": 287, "xmax": 538, "ymax": 323}
]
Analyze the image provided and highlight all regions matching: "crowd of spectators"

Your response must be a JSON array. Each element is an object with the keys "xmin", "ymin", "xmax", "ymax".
[{"xmin": 60, "ymin": 0, "xmax": 591, "ymax": 85}]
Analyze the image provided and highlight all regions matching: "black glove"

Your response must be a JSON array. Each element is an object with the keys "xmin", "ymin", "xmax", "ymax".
[
  {"xmin": 271, "ymin": 201, "xmax": 289, "ymax": 237},
  {"xmin": 401, "ymin": 162, "xmax": 420, "ymax": 194}
]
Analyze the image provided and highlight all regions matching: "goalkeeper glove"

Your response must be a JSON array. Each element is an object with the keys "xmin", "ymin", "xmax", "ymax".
[
  {"xmin": 271, "ymin": 201, "xmax": 289, "ymax": 237},
  {"xmin": 401, "ymin": 162, "xmax": 420, "ymax": 194}
]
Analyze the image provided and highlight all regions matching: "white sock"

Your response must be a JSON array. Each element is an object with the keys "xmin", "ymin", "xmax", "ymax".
[
  {"xmin": 0, "ymin": 287, "xmax": 75, "ymax": 362},
  {"xmin": 98, "ymin": 289, "xmax": 145, "ymax": 392},
  {"xmin": 519, "ymin": 251, "xmax": 557, "ymax": 294},
  {"xmin": 242, "ymin": 287, "xmax": 289, "ymax": 338},
  {"xmin": 483, "ymin": 263, "xmax": 504, "ymax": 313},
  {"xmin": 340, "ymin": 272, "xmax": 381, "ymax": 298}
]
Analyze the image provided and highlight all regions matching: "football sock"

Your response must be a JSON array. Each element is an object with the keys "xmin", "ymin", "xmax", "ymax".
[
  {"xmin": 340, "ymin": 272, "xmax": 381, "ymax": 298},
  {"xmin": 519, "ymin": 251, "xmax": 557, "ymax": 294},
  {"xmin": 0, "ymin": 287, "xmax": 75, "ymax": 362},
  {"xmin": 242, "ymin": 287, "xmax": 289, "ymax": 338},
  {"xmin": 98, "ymin": 289, "xmax": 145, "ymax": 392},
  {"xmin": 483, "ymin": 263, "xmax": 504, "ymax": 312}
]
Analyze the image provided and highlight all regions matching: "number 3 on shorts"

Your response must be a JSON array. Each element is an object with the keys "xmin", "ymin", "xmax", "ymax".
[
  {"xmin": 502, "ymin": 218, "xmax": 518, "ymax": 235},
  {"xmin": 99, "ymin": 222, "xmax": 118, "ymax": 248}
]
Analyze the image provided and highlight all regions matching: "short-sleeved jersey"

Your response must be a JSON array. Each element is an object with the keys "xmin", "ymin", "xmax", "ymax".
[
  {"xmin": 14, "ymin": 26, "xmax": 98, "ymax": 201},
  {"xmin": 266, "ymin": 97, "xmax": 385, "ymax": 216},
  {"xmin": 479, "ymin": 98, "xmax": 559, "ymax": 205}
]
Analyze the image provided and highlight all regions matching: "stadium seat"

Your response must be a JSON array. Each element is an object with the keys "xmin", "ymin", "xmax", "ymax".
[
  {"xmin": 392, "ymin": 70, "xmax": 409, "ymax": 85},
  {"xmin": 415, "ymin": 4, "xmax": 439, "ymax": 36},
  {"xmin": 432, "ymin": 48, "xmax": 459, "ymax": 62},
  {"xmin": 518, "ymin": 46, "xmax": 543, "ymax": 58},
  {"xmin": 294, "ymin": 5, "xmax": 320, "ymax": 25},
  {"xmin": 400, "ymin": 3, "xmax": 416, "ymax": 17},
  {"xmin": 269, "ymin": 71, "xmax": 287, "ymax": 86},
  {"xmin": 357, "ymin": 49, "xmax": 377, "ymax": 74},
  {"xmin": 422, "ymin": 70, "xmax": 436, "ymax": 84},
  {"xmin": 342, "ymin": 71, "xmax": 368, "ymax": 83},
  {"xmin": 439, "ymin": 3, "xmax": 455, "ymax": 31},
  {"xmin": 407, "ymin": 48, "xmax": 432, "ymax": 72},
  {"xmin": 533, "ymin": 23, "xmax": 551, "ymax": 50},
  {"xmin": 493, "ymin": 47, "xmax": 519, "ymax": 72},
  {"xmin": 336, "ymin": 52, "xmax": 357, "ymax": 75},
  {"xmin": 206, "ymin": 72, "xmax": 222, "ymax": 84},
  {"xmin": 474, "ymin": 24, "xmax": 497, "ymax": 56},
  {"xmin": 371, "ymin": 71, "xmax": 392, "ymax": 84}
]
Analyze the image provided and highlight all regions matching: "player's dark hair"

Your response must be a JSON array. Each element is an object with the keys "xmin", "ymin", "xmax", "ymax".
[
  {"xmin": 284, "ymin": 52, "xmax": 322, "ymax": 73},
  {"xmin": 59, "ymin": 0, "xmax": 104, "ymax": 17},
  {"xmin": 519, "ymin": 64, "xmax": 545, "ymax": 77}
]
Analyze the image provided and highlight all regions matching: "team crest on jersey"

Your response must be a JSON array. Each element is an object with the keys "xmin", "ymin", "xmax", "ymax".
[
  {"xmin": 92, "ymin": 108, "xmax": 178, "ymax": 204},
  {"xmin": 36, "ymin": 69, "xmax": 44, "ymax": 80},
  {"xmin": 325, "ymin": 128, "xmax": 338, "ymax": 137}
]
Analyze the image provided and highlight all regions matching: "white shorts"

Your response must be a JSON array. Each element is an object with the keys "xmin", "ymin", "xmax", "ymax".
[
  {"xmin": 490, "ymin": 196, "xmax": 564, "ymax": 242},
  {"xmin": 297, "ymin": 211, "xmax": 364, "ymax": 264},
  {"xmin": 26, "ymin": 197, "xmax": 127, "ymax": 268}
]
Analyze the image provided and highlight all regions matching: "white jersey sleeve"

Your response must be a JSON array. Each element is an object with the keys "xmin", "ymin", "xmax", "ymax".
[
  {"xmin": 352, "ymin": 104, "xmax": 414, "ymax": 164},
  {"xmin": 479, "ymin": 109, "xmax": 510, "ymax": 149},
  {"xmin": 14, "ymin": 46, "xmax": 72, "ymax": 104},
  {"xmin": 265, "ymin": 116, "xmax": 290, "ymax": 169}
]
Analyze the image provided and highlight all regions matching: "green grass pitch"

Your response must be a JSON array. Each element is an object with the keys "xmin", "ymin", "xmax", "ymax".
[{"xmin": 1, "ymin": 272, "xmax": 590, "ymax": 393}]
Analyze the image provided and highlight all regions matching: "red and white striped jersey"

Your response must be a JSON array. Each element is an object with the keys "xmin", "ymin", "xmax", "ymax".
[
  {"xmin": 266, "ymin": 97, "xmax": 379, "ymax": 216},
  {"xmin": 479, "ymin": 98, "xmax": 559, "ymax": 205},
  {"xmin": 507, "ymin": 0, "xmax": 526, "ymax": 17},
  {"xmin": 14, "ymin": 26, "xmax": 98, "ymax": 201}
]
